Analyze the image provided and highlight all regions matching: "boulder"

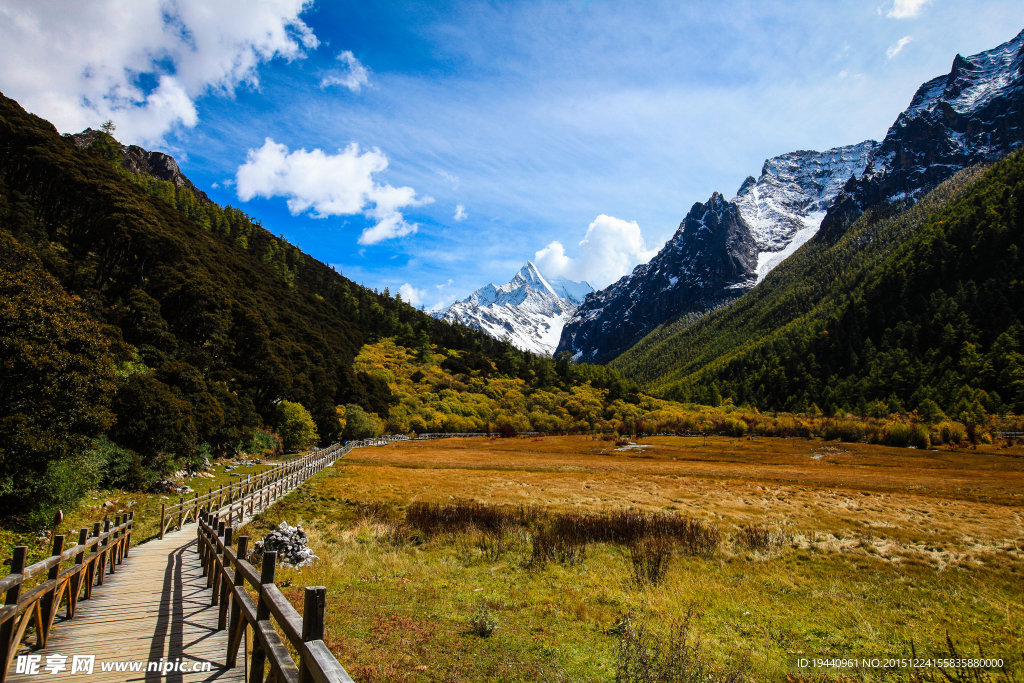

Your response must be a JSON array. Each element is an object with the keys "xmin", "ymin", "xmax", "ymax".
[{"xmin": 251, "ymin": 521, "xmax": 317, "ymax": 568}]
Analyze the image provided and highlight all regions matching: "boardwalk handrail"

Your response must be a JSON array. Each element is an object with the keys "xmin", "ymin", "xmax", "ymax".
[
  {"xmin": 0, "ymin": 514, "xmax": 133, "ymax": 682},
  {"xmin": 159, "ymin": 436, "xmax": 414, "ymax": 538},
  {"xmin": 160, "ymin": 431, "xmax": 494, "ymax": 537},
  {"xmin": 197, "ymin": 514, "xmax": 355, "ymax": 683}
]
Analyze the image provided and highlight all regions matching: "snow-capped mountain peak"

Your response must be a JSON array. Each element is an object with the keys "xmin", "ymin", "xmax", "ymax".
[{"xmin": 439, "ymin": 262, "xmax": 593, "ymax": 356}]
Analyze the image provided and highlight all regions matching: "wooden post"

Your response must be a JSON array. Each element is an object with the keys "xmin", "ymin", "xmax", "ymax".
[
  {"xmin": 209, "ymin": 521, "xmax": 225, "ymax": 588},
  {"xmin": 199, "ymin": 511, "xmax": 210, "ymax": 575},
  {"xmin": 125, "ymin": 511, "xmax": 134, "ymax": 556},
  {"xmin": 111, "ymin": 515, "xmax": 121, "ymax": 571},
  {"xmin": 178, "ymin": 495, "xmax": 185, "ymax": 531},
  {"xmin": 97, "ymin": 518, "xmax": 110, "ymax": 585},
  {"xmin": 248, "ymin": 551, "xmax": 277, "ymax": 683},
  {"xmin": 86, "ymin": 522, "xmax": 101, "ymax": 598},
  {"xmin": 160, "ymin": 502, "xmax": 166, "ymax": 540},
  {"xmin": 39, "ymin": 534, "xmax": 65, "ymax": 647},
  {"xmin": 68, "ymin": 527, "xmax": 88, "ymax": 618},
  {"xmin": 0, "ymin": 546, "xmax": 28, "ymax": 681},
  {"xmin": 226, "ymin": 535, "xmax": 249, "ymax": 666},
  {"xmin": 298, "ymin": 586, "xmax": 326, "ymax": 683},
  {"xmin": 216, "ymin": 528, "xmax": 232, "ymax": 613}
]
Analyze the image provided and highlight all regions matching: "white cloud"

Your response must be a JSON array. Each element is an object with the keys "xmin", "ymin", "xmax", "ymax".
[
  {"xmin": 235, "ymin": 138, "xmax": 433, "ymax": 244},
  {"xmin": 437, "ymin": 170, "xmax": 460, "ymax": 189},
  {"xmin": 886, "ymin": 35, "xmax": 913, "ymax": 59},
  {"xmin": 0, "ymin": 0, "xmax": 318, "ymax": 146},
  {"xmin": 399, "ymin": 283, "xmax": 427, "ymax": 306},
  {"xmin": 534, "ymin": 214, "xmax": 658, "ymax": 288},
  {"xmin": 320, "ymin": 50, "xmax": 370, "ymax": 92},
  {"xmin": 886, "ymin": 0, "xmax": 930, "ymax": 19},
  {"xmin": 454, "ymin": 204, "xmax": 467, "ymax": 221}
]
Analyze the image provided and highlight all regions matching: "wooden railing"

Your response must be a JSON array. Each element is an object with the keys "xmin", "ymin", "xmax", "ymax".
[
  {"xmin": 0, "ymin": 514, "xmax": 134, "ymax": 682},
  {"xmin": 197, "ymin": 515, "xmax": 353, "ymax": 683},
  {"xmin": 0, "ymin": 432, "xmax": 474, "ymax": 683},
  {"xmin": 160, "ymin": 442, "xmax": 344, "ymax": 539}
]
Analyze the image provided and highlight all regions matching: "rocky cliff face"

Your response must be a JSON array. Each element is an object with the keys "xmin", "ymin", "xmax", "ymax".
[
  {"xmin": 556, "ymin": 142, "xmax": 875, "ymax": 364},
  {"xmin": 818, "ymin": 28, "xmax": 1024, "ymax": 243},
  {"xmin": 738, "ymin": 141, "xmax": 876, "ymax": 281},
  {"xmin": 438, "ymin": 261, "xmax": 593, "ymax": 356},
  {"xmin": 67, "ymin": 128, "xmax": 211, "ymax": 203}
]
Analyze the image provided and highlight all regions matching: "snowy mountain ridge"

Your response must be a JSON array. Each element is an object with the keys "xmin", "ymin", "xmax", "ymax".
[
  {"xmin": 438, "ymin": 262, "xmax": 593, "ymax": 356},
  {"xmin": 734, "ymin": 141, "xmax": 876, "ymax": 282},
  {"xmin": 556, "ymin": 141, "xmax": 875, "ymax": 364}
]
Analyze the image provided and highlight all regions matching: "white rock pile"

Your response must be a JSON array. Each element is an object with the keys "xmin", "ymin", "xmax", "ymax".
[{"xmin": 251, "ymin": 521, "xmax": 317, "ymax": 568}]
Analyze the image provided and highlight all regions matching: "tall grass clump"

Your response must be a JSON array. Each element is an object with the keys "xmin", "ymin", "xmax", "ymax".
[
  {"xmin": 530, "ymin": 522, "xmax": 587, "ymax": 567},
  {"xmin": 736, "ymin": 523, "xmax": 775, "ymax": 551},
  {"xmin": 884, "ymin": 422, "xmax": 930, "ymax": 449},
  {"xmin": 405, "ymin": 501, "xmax": 538, "ymax": 535},
  {"xmin": 616, "ymin": 609, "xmax": 747, "ymax": 683},
  {"xmin": 406, "ymin": 502, "xmax": 720, "ymax": 569},
  {"xmin": 629, "ymin": 537, "xmax": 673, "ymax": 586},
  {"xmin": 823, "ymin": 420, "xmax": 865, "ymax": 442}
]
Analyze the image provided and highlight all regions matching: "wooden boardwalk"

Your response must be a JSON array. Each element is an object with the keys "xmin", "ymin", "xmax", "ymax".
[{"xmin": 9, "ymin": 524, "xmax": 244, "ymax": 683}]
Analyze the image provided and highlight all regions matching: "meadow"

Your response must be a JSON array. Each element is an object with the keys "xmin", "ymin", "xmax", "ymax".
[{"xmin": 246, "ymin": 434, "xmax": 1024, "ymax": 682}]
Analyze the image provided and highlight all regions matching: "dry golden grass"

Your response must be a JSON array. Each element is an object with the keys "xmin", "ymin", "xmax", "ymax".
[
  {"xmin": 249, "ymin": 435, "xmax": 1024, "ymax": 682},
  {"xmin": 327, "ymin": 435, "xmax": 1024, "ymax": 565}
]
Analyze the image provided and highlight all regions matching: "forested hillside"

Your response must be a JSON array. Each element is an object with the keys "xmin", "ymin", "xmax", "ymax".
[
  {"xmin": 611, "ymin": 151, "xmax": 1024, "ymax": 420},
  {"xmin": 0, "ymin": 93, "xmax": 544, "ymax": 522}
]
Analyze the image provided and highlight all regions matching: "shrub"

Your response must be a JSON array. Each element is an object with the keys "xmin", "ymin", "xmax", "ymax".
[
  {"xmin": 343, "ymin": 403, "xmax": 380, "ymax": 440},
  {"xmin": 886, "ymin": 422, "xmax": 916, "ymax": 448},
  {"xmin": 724, "ymin": 418, "xmax": 748, "ymax": 438},
  {"xmin": 468, "ymin": 603, "xmax": 497, "ymax": 638},
  {"xmin": 277, "ymin": 400, "xmax": 319, "ymax": 451},
  {"xmin": 837, "ymin": 421, "xmax": 865, "ymax": 442},
  {"xmin": 95, "ymin": 436, "xmax": 150, "ymax": 490},
  {"xmin": 911, "ymin": 424, "xmax": 931, "ymax": 449},
  {"xmin": 629, "ymin": 537, "xmax": 673, "ymax": 586},
  {"xmin": 937, "ymin": 421, "xmax": 967, "ymax": 445},
  {"xmin": 244, "ymin": 427, "xmax": 282, "ymax": 457}
]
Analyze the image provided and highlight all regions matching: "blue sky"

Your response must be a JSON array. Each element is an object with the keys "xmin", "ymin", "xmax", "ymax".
[{"xmin": 1, "ymin": 0, "xmax": 1021, "ymax": 309}]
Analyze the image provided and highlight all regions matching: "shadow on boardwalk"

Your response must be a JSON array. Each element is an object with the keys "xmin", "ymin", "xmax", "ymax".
[{"xmin": 10, "ymin": 526, "xmax": 244, "ymax": 683}]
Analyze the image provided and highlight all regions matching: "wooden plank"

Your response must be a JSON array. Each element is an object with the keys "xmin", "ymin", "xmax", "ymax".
[{"xmin": 6, "ymin": 525, "xmax": 246, "ymax": 683}]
